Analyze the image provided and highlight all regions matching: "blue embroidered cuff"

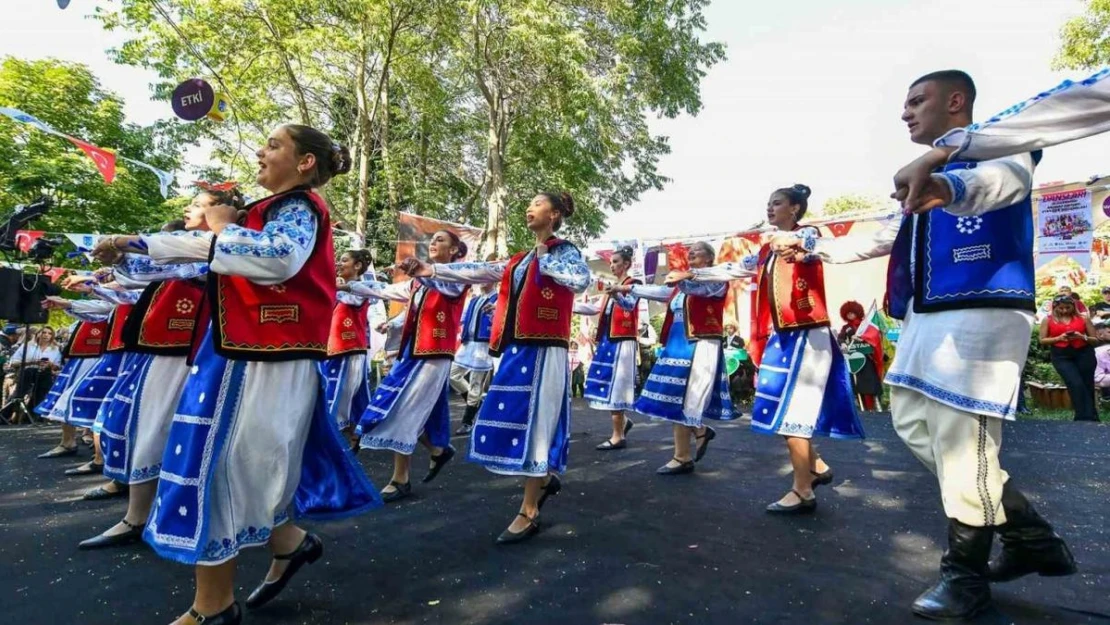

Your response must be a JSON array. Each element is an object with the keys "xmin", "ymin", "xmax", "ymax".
[{"xmin": 939, "ymin": 172, "xmax": 967, "ymax": 205}]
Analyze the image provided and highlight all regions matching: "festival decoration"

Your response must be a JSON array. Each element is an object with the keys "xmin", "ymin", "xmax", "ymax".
[
  {"xmin": 664, "ymin": 242, "xmax": 689, "ymax": 271},
  {"xmin": 67, "ymin": 137, "xmax": 116, "ymax": 184},
  {"xmin": 826, "ymin": 221, "xmax": 855, "ymax": 237},
  {"xmin": 14, "ymin": 231, "xmax": 45, "ymax": 253},
  {"xmin": 172, "ymin": 79, "xmax": 217, "ymax": 121}
]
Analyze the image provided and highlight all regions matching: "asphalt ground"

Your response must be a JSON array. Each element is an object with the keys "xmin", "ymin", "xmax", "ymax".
[{"xmin": 1, "ymin": 400, "xmax": 1107, "ymax": 625}]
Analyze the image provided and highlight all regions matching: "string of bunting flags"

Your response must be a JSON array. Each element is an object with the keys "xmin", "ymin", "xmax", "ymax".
[{"xmin": 0, "ymin": 106, "xmax": 176, "ymax": 197}]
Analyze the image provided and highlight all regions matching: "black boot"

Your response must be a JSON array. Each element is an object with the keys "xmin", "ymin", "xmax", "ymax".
[
  {"xmin": 989, "ymin": 481, "xmax": 1077, "ymax": 582},
  {"xmin": 455, "ymin": 404, "xmax": 478, "ymax": 435},
  {"xmin": 911, "ymin": 519, "xmax": 993, "ymax": 620}
]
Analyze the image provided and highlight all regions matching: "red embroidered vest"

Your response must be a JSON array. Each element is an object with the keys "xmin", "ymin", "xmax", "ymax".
[
  {"xmin": 327, "ymin": 300, "xmax": 370, "ymax": 357},
  {"xmin": 660, "ymin": 289, "xmax": 726, "ymax": 343},
  {"xmin": 211, "ymin": 187, "xmax": 335, "ymax": 361},
  {"xmin": 398, "ymin": 281, "xmax": 469, "ymax": 360},
  {"xmin": 64, "ymin": 320, "xmax": 108, "ymax": 358},
  {"xmin": 489, "ymin": 238, "xmax": 577, "ymax": 356},
  {"xmin": 105, "ymin": 303, "xmax": 135, "ymax": 353},
  {"xmin": 750, "ymin": 232, "xmax": 830, "ymax": 365},
  {"xmin": 122, "ymin": 279, "xmax": 208, "ymax": 356},
  {"xmin": 595, "ymin": 276, "xmax": 641, "ymax": 343}
]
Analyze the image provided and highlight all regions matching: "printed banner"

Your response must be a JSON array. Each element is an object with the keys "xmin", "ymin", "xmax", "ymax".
[
  {"xmin": 64, "ymin": 233, "xmax": 101, "ymax": 251},
  {"xmin": 392, "ymin": 212, "xmax": 484, "ymax": 314},
  {"xmin": 1037, "ymin": 188, "xmax": 1093, "ymax": 270}
]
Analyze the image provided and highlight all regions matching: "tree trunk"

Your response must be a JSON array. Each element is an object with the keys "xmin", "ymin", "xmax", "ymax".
[
  {"xmin": 355, "ymin": 42, "xmax": 372, "ymax": 238},
  {"xmin": 381, "ymin": 75, "xmax": 399, "ymax": 211},
  {"xmin": 481, "ymin": 102, "xmax": 509, "ymax": 258}
]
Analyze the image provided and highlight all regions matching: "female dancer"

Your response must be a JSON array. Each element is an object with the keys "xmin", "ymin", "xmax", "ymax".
[
  {"xmin": 346, "ymin": 231, "xmax": 468, "ymax": 502},
  {"xmin": 620, "ymin": 241, "xmax": 734, "ymax": 475},
  {"xmin": 1040, "ymin": 294, "xmax": 1099, "ymax": 421},
  {"xmin": 79, "ymin": 204, "xmax": 227, "ymax": 549},
  {"xmin": 98, "ymin": 124, "xmax": 379, "ymax": 625},
  {"xmin": 400, "ymin": 192, "xmax": 590, "ymax": 543},
  {"xmin": 36, "ymin": 292, "xmax": 112, "ymax": 460},
  {"xmin": 449, "ymin": 280, "xmax": 498, "ymax": 435},
  {"xmin": 673, "ymin": 184, "xmax": 864, "ymax": 513},
  {"xmin": 323, "ymin": 248, "xmax": 375, "ymax": 445},
  {"xmin": 574, "ymin": 246, "xmax": 640, "ymax": 450}
]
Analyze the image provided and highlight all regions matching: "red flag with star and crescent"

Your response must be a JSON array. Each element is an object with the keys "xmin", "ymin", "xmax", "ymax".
[
  {"xmin": 68, "ymin": 137, "xmax": 116, "ymax": 184},
  {"xmin": 826, "ymin": 221, "xmax": 855, "ymax": 237}
]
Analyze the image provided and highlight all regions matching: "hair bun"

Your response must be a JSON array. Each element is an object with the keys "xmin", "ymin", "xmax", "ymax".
[
  {"xmin": 559, "ymin": 191, "xmax": 576, "ymax": 218},
  {"xmin": 792, "ymin": 184, "xmax": 812, "ymax": 199},
  {"xmin": 330, "ymin": 144, "xmax": 352, "ymax": 176},
  {"xmin": 455, "ymin": 240, "xmax": 469, "ymax": 260}
]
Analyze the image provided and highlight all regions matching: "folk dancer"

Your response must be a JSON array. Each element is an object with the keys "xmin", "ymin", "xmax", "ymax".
[
  {"xmin": 400, "ymin": 192, "xmax": 590, "ymax": 544},
  {"xmin": 347, "ymin": 230, "xmax": 470, "ymax": 502},
  {"xmin": 623, "ymin": 241, "xmax": 735, "ymax": 475},
  {"xmin": 323, "ymin": 249, "xmax": 375, "ymax": 448},
  {"xmin": 449, "ymin": 281, "xmax": 498, "ymax": 436}
]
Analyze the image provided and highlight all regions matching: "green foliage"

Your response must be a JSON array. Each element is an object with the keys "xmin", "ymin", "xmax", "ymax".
[
  {"xmin": 94, "ymin": 0, "xmax": 724, "ymax": 257},
  {"xmin": 0, "ymin": 57, "xmax": 195, "ymax": 242},
  {"xmin": 1054, "ymin": 0, "xmax": 1110, "ymax": 70},
  {"xmin": 818, "ymin": 193, "xmax": 888, "ymax": 217},
  {"xmin": 1024, "ymin": 325, "xmax": 1063, "ymax": 384}
]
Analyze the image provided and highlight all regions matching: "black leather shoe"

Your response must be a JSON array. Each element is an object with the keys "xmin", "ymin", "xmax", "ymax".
[
  {"xmin": 624, "ymin": 417, "xmax": 634, "ymax": 436},
  {"xmin": 78, "ymin": 519, "xmax": 145, "ymax": 550},
  {"xmin": 811, "ymin": 468, "xmax": 834, "ymax": 488},
  {"xmin": 455, "ymin": 405, "xmax": 478, "ymax": 435},
  {"xmin": 537, "ymin": 474, "xmax": 561, "ymax": 510},
  {"xmin": 656, "ymin": 458, "xmax": 695, "ymax": 475},
  {"xmin": 38, "ymin": 445, "xmax": 78, "ymax": 459},
  {"xmin": 595, "ymin": 439, "xmax": 626, "ymax": 450},
  {"xmin": 188, "ymin": 602, "xmax": 241, "ymax": 624},
  {"xmin": 694, "ymin": 426, "xmax": 716, "ymax": 462},
  {"xmin": 989, "ymin": 481, "xmax": 1077, "ymax": 582},
  {"xmin": 82, "ymin": 482, "xmax": 128, "ymax": 501},
  {"xmin": 65, "ymin": 462, "xmax": 104, "ymax": 476},
  {"xmin": 382, "ymin": 480, "xmax": 412, "ymax": 503},
  {"xmin": 766, "ymin": 490, "xmax": 817, "ymax": 515},
  {"xmin": 245, "ymin": 533, "xmax": 323, "ymax": 610},
  {"xmin": 496, "ymin": 513, "xmax": 540, "ymax": 545},
  {"xmin": 422, "ymin": 445, "xmax": 455, "ymax": 483},
  {"xmin": 911, "ymin": 519, "xmax": 993, "ymax": 620}
]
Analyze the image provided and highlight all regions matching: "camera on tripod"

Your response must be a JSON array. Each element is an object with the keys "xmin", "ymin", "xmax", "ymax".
[{"xmin": 0, "ymin": 197, "xmax": 59, "ymax": 324}]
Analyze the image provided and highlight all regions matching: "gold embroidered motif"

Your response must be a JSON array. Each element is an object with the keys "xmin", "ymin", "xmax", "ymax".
[
  {"xmin": 436, "ymin": 311, "xmax": 446, "ymax": 322},
  {"xmin": 90, "ymin": 328, "xmax": 102, "ymax": 336},
  {"xmin": 342, "ymin": 317, "xmax": 353, "ymax": 328},
  {"xmin": 340, "ymin": 331, "xmax": 357, "ymax": 341},
  {"xmin": 432, "ymin": 329, "xmax": 447, "ymax": 338},
  {"xmin": 168, "ymin": 319, "xmax": 195, "ymax": 331},
  {"xmin": 537, "ymin": 307, "xmax": 559, "ymax": 321},
  {"xmin": 795, "ymin": 296, "xmax": 814, "ymax": 311},
  {"xmin": 269, "ymin": 284, "xmax": 287, "ymax": 294},
  {"xmin": 175, "ymin": 298, "xmax": 195, "ymax": 314},
  {"xmin": 260, "ymin": 304, "xmax": 299, "ymax": 324},
  {"xmin": 541, "ymin": 288, "xmax": 554, "ymax": 300},
  {"xmin": 795, "ymin": 278, "xmax": 808, "ymax": 291}
]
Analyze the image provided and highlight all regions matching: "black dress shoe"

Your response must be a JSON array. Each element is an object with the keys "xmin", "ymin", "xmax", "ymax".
[
  {"xmin": 537, "ymin": 474, "xmax": 561, "ymax": 510},
  {"xmin": 422, "ymin": 444, "xmax": 456, "ymax": 483},
  {"xmin": 245, "ymin": 533, "xmax": 323, "ymax": 610},
  {"xmin": 78, "ymin": 519, "xmax": 145, "ymax": 550},
  {"xmin": 382, "ymin": 480, "xmax": 412, "ymax": 503},
  {"xmin": 912, "ymin": 519, "xmax": 993, "ymax": 620},
  {"xmin": 189, "ymin": 601, "xmax": 241, "ymax": 624},
  {"xmin": 38, "ymin": 445, "xmax": 78, "ymax": 459},
  {"xmin": 595, "ymin": 438, "xmax": 626, "ymax": 450},
  {"xmin": 82, "ymin": 482, "xmax": 128, "ymax": 501},
  {"xmin": 624, "ymin": 418, "xmax": 634, "ymax": 436},
  {"xmin": 811, "ymin": 468, "xmax": 834, "ymax": 488},
  {"xmin": 694, "ymin": 426, "xmax": 716, "ymax": 462},
  {"xmin": 65, "ymin": 462, "xmax": 104, "ymax": 476},
  {"xmin": 496, "ymin": 513, "xmax": 540, "ymax": 545},
  {"xmin": 656, "ymin": 457, "xmax": 695, "ymax": 475},
  {"xmin": 766, "ymin": 490, "xmax": 817, "ymax": 515}
]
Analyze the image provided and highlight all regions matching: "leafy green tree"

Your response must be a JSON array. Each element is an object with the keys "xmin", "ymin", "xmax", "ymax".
[
  {"xmin": 1055, "ymin": 0, "xmax": 1110, "ymax": 70},
  {"xmin": 0, "ymin": 57, "xmax": 191, "ymax": 237},
  {"xmin": 818, "ymin": 193, "xmax": 888, "ymax": 217}
]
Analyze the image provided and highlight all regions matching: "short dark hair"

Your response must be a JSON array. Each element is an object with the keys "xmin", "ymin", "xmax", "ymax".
[{"xmin": 910, "ymin": 70, "xmax": 977, "ymax": 109}]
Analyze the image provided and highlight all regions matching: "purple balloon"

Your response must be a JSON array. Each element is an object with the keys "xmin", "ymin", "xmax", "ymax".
[{"xmin": 171, "ymin": 79, "xmax": 215, "ymax": 121}]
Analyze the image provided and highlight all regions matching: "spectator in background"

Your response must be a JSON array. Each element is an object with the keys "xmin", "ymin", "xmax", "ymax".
[
  {"xmin": 636, "ymin": 320, "xmax": 657, "ymax": 391},
  {"xmin": 1094, "ymin": 327, "xmax": 1110, "ymax": 404},
  {"xmin": 1039, "ymin": 294, "xmax": 1098, "ymax": 422},
  {"xmin": 1090, "ymin": 286, "xmax": 1110, "ymax": 327},
  {"xmin": 724, "ymin": 322, "xmax": 743, "ymax": 349},
  {"xmin": 569, "ymin": 342, "xmax": 585, "ymax": 398},
  {"xmin": 0, "ymin": 324, "xmax": 18, "ymax": 352},
  {"xmin": 1057, "ymin": 285, "xmax": 1087, "ymax": 316}
]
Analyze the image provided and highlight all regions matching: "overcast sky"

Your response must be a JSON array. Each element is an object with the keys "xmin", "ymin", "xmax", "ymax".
[{"xmin": 2, "ymin": 0, "xmax": 1108, "ymax": 241}]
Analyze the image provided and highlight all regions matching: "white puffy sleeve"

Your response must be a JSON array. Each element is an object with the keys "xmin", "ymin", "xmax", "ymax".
[
  {"xmin": 935, "ymin": 154, "xmax": 1036, "ymax": 217},
  {"xmin": 432, "ymin": 261, "xmax": 507, "ymax": 284},
  {"xmin": 347, "ymin": 280, "xmax": 413, "ymax": 303},
  {"xmin": 141, "ymin": 231, "xmax": 214, "ymax": 264},
  {"xmin": 812, "ymin": 217, "xmax": 901, "ymax": 264},
  {"xmin": 209, "ymin": 195, "xmax": 318, "ymax": 285}
]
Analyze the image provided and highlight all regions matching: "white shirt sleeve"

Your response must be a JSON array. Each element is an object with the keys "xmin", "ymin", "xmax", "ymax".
[
  {"xmin": 347, "ymin": 280, "xmax": 413, "ymax": 303},
  {"xmin": 630, "ymin": 284, "xmax": 675, "ymax": 302},
  {"xmin": 209, "ymin": 197, "xmax": 319, "ymax": 285},
  {"xmin": 142, "ymin": 231, "xmax": 215, "ymax": 264},
  {"xmin": 812, "ymin": 217, "xmax": 901, "ymax": 264},
  {"xmin": 432, "ymin": 261, "xmax": 507, "ymax": 284},
  {"xmin": 935, "ymin": 154, "xmax": 1036, "ymax": 217},
  {"xmin": 938, "ymin": 68, "xmax": 1110, "ymax": 161},
  {"xmin": 574, "ymin": 300, "xmax": 602, "ymax": 315}
]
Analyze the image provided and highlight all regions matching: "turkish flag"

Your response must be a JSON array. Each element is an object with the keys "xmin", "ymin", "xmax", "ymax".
[
  {"xmin": 43, "ymin": 267, "xmax": 67, "ymax": 282},
  {"xmin": 826, "ymin": 221, "xmax": 855, "ymax": 237},
  {"xmin": 15, "ymin": 230, "xmax": 44, "ymax": 253},
  {"xmin": 68, "ymin": 137, "xmax": 116, "ymax": 184},
  {"xmin": 738, "ymin": 231, "xmax": 762, "ymax": 245}
]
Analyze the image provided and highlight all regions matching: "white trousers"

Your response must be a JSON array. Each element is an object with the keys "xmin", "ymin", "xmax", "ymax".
[
  {"xmin": 890, "ymin": 387, "xmax": 1009, "ymax": 527},
  {"xmin": 449, "ymin": 363, "xmax": 490, "ymax": 408}
]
